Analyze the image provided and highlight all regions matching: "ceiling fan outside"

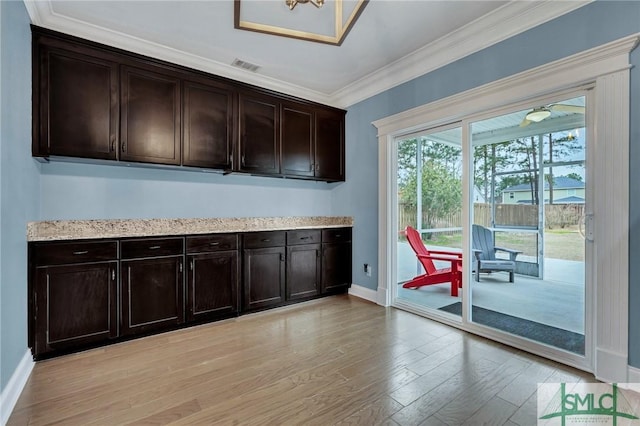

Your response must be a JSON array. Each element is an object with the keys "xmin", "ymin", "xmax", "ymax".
[{"xmin": 520, "ymin": 104, "xmax": 586, "ymax": 127}]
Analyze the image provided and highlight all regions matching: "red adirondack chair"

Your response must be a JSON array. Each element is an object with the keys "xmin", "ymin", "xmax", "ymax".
[{"xmin": 403, "ymin": 226, "xmax": 463, "ymax": 297}]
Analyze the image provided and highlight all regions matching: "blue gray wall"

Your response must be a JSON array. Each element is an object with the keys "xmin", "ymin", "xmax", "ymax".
[
  {"xmin": 334, "ymin": 1, "xmax": 640, "ymax": 366},
  {"xmin": 39, "ymin": 163, "xmax": 334, "ymax": 219},
  {"xmin": 0, "ymin": 0, "xmax": 41, "ymax": 390}
]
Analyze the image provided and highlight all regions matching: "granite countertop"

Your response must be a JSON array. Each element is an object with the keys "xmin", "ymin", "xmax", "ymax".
[{"xmin": 27, "ymin": 216, "xmax": 354, "ymax": 242}]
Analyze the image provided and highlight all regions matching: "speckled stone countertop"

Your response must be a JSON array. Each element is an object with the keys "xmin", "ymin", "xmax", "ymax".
[{"xmin": 27, "ymin": 216, "xmax": 354, "ymax": 242}]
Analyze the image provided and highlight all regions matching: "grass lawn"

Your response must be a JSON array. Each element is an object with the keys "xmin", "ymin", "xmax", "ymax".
[{"xmin": 414, "ymin": 226, "xmax": 585, "ymax": 262}]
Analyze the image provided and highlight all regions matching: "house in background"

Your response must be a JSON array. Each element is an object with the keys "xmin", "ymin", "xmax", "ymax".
[{"xmin": 502, "ymin": 176, "xmax": 585, "ymax": 205}]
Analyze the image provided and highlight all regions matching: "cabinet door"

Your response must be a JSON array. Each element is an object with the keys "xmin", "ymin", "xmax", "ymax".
[
  {"xmin": 238, "ymin": 94, "xmax": 280, "ymax": 174},
  {"xmin": 121, "ymin": 257, "xmax": 184, "ymax": 335},
  {"xmin": 121, "ymin": 65, "xmax": 181, "ymax": 165},
  {"xmin": 315, "ymin": 109, "xmax": 345, "ymax": 181},
  {"xmin": 281, "ymin": 103, "xmax": 314, "ymax": 177},
  {"xmin": 187, "ymin": 251, "xmax": 238, "ymax": 322},
  {"xmin": 286, "ymin": 244, "xmax": 320, "ymax": 301},
  {"xmin": 243, "ymin": 246, "xmax": 285, "ymax": 311},
  {"xmin": 38, "ymin": 47, "xmax": 118, "ymax": 159},
  {"xmin": 321, "ymin": 242, "xmax": 352, "ymax": 293},
  {"xmin": 34, "ymin": 262, "xmax": 118, "ymax": 357},
  {"xmin": 183, "ymin": 81, "xmax": 234, "ymax": 169}
]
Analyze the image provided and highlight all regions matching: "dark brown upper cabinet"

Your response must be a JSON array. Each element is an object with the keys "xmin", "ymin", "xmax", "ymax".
[
  {"xmin": 35, "ymin": 45, "xmax": 119, "ymax": 159},
  {"xmin": 315, "ymin": 108, "xmax": 345, "ymax": 182},
  {"xmin": 281, "ymin": 102, "xmax": 314, "ymax": 178},
  {"xmin": 183, "ymin": 80, "xmax": 235, "ymax": 170},
  {"xmin": 120, "ymin": 65, "xmax": 181, "ymax": 165},
  {"xmin": 281, "ymin": 102, "xmax": 346, "ymax": 182},
  {"xmin": 238, "ymin": 92, "xmax": 280, "ymax": 175},
  {"xmin": 32, "ymin": 26, "xmax": 346, "ymax": 182}
]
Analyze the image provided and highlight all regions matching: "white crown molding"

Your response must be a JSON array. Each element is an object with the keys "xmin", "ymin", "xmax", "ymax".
[
  {"xmin": 23, "ymin": 0, "xmax": 590, "ymax": 109},
  {"xmin": 333, "ymin": 0, "xmax": 593, "ymax": 107},
  {"xmin": 0, "ymin": 350, "xmax": 34, "ymax": 425},
  {"xmin": 22, "ymin": 0, "xmax": 335, "ymax": 106},
  {"xmin": 372, "ymin": 33, "xmax": 639, "ymax": 136}
]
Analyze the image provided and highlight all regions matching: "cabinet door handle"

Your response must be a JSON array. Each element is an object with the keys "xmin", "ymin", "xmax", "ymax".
[
  {"xmin": 149, "ymin": 245, "xmax": 161, "ymax": 250},
  {"xmin": 335, "ymin": 234, "xmax": 342, "ymax": 238},
  {"xmin": 112, "ymin": 269, "xmax": 116, "ymax": 281},
  {"xmin": 315, "ymin": 164, "xmax": 320, "ymax": 171},
  {"xmin": 72, "ymin": 250, "xmax": 88, "ymax": 255},
  {"xmin": 279, "ymin": 253, "xmax": 284, "ymax": 262},
  {"xmin": 190, "ymin": 260, "xmax": 194, "ymax": 271},
  {"xmin": 261, "ymin": 239, "xmax": 270, "ymax": 242},
  {"xmin": 316, "ymin": 250, "xmax": 320, "ymax": 258},
  {"xmin": 179, "ymin": 262, "xmax": 183, "ymax": 273},
  {"xmin": 209, "ymin": 242, "xmax": 220, "ymax": 246},
  {"xmin": 300, "ymin": 236, "xmax": 310, "ymax": 240},
  {"xmin": 241, "ymin": 155, "xmax": 246, "ymax": 166},
  {"xmin": 110, "ymin": 135, "xmax": 116, "ymax": 152},
  {"xmin": 310, "ymin": 164, "xmax": 314, "ymax": 171},
  {"xmin": 121, "ymin": 140, "xmax": 126, "ymax": 152}
]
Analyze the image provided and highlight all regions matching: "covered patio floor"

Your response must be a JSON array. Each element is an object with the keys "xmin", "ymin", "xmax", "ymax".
[{"xmin": 397, "ymin": 242, "xmax": 585, "ymax": 334}]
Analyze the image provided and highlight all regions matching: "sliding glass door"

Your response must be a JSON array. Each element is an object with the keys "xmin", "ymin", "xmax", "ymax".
[
  {"xmin": 396, "ymin": 125, "xmax": 463, "ymax": 316},
  {"xmin": 393, "ymin": 93, "xmax": 589, "ymax": 359},
  {"xmin": 469, "ymin": 95, "xmax": 586, "ymax": 355}
]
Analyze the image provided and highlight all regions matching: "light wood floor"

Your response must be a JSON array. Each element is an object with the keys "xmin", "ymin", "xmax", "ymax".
[{"xmin": 8, "ymin": 295, "xmax": 596, "ymax": 425}]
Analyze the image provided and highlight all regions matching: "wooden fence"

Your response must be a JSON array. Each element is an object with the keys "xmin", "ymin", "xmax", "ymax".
[{"xmin": 398, "ymin": 203, "xmax": 584, "ymax": 232}]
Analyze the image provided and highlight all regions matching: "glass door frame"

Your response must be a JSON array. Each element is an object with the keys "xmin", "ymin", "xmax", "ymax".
[
  {"xmin": 389, "ymin": 87, "xmax": 594, "ymax": 371},
  {"xmin": 375, "ymin": 35, "xmax": 634, "ymax": 381},
  {"xmin": 391, "ymin": 121, "xmax": 465, "ymax": 323}
]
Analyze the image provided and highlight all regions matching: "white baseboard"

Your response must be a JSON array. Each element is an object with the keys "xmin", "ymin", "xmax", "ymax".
[
  {"xmin": 595, "ymin": 347, "xmax": 628, "ymax": 383},
  {"xmin": 348, "ymin": 284, "xmax": 378, "ymax": 303},
  {"xmin": 1, "ymin": 350, "xmax": 34, "ymax": 425},
  {"xmin": 628, "ymin": 365, "xmax": 640, "ymax": 384}
]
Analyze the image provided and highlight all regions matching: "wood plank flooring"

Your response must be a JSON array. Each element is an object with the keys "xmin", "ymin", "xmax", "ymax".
[{"xmin": 8, "ymin": 295, "xmax": 596, "ymax": 425}]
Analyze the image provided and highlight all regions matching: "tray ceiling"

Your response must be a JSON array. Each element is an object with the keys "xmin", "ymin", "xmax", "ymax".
[{"xmin": 24, "ymin": 0, "xmax": 590, "ymax": 107}]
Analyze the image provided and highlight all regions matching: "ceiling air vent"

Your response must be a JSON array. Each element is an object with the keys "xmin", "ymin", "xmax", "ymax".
[{"xmin": 231, "ymin": 58, "xmax": 260, "ymax": 72}]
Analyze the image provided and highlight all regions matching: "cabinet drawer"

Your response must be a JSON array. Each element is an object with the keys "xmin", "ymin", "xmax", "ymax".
[
  {"xmin": 322, "ymin": 228, "xmax": 352, "ymax": 243},
  {"xmin": 121, "ymin": 237, "xmax": 183, "ymax": 259},
  {"xmin": 243, "ymin": 231, "xmax": 285, "ymax": 249},
  {"xmin": 33, "ymin": 240, "xmax": 117, "ymax": 266},
  {"xmin": 186, "ymin": 234, "xmax": 237, "ymax": 253},
  {"xmin": 286, "ymin": 230, "xmax": 321, "ymax": 246}
]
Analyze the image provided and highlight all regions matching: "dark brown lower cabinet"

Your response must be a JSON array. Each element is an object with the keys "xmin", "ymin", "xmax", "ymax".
[
  {"xmin": 243, "ymin": 246, "xmax": 286, "ymax": 311},
  {"xmin": 321, "ymin": 228, "xmax": 353, "ymax": 293},
  {"xmin": 187, "ymin": 251, "xmax": 239, "ymax": 322},
  {"xmin": 29, "ymin": 227, "xmax": 351, "ymax": 359},
  {"xmin": 121, "ymin": 256, "xmax": 184, "ymax": 336},
  {"xmin": 286, "ymin": 244, "xmax": 321, "ymax": 301},
  {"xmin": 34, "ymin": 261, "xmax": 118, "ymax": 356}
]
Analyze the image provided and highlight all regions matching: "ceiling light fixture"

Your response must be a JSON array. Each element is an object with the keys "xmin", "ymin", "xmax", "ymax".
[
  {"xmin": 286, "ymin": 0, "xmax": 324, "ymax": 10},
  {"xmin": 235, "ymin": 0, "xmax": 368, "ymax": 46},
  {"xmin": 525, "ymin": 107, "xmax": 552, "ymax": 123}
]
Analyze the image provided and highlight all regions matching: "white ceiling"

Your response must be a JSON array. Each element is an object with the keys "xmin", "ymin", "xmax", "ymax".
[{"xmin": 24, "ymin": 0, "xmax": 590, "ymax": 108}]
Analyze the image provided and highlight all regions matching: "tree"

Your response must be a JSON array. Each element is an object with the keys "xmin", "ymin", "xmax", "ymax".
[
  {"xmin": 473, "ymin": 141, "xmax": 511, "ymax": 202},
  {"xmin": 565, "ymin": 172, "xmax": 583, "ymax": 182},
  {"xmin": 476, "ymin": 132, "xmax": 584, "ymax": 206},
  {"xmin": 401, "ymin": 159, "xmax": 462, "ymax": 238}
]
